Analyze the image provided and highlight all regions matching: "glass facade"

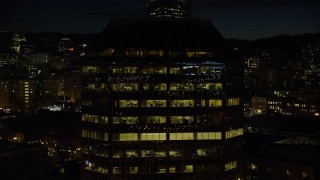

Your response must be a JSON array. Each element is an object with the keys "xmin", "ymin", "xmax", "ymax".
[{"xmin": 82, "ymin": 57, "xmax": 244, "ymax": 179}]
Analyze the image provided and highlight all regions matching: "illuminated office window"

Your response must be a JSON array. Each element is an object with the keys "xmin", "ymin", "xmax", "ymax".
[
  {"xmin": 209, "ymin": 99, "xmax": 222, "ymax": 107},
  {"xmin": 170, "ymin": 83, "xmax": 194, "ymax": 91},
  {"xmin": 169, "ymin": 167, "xmax": 176, "ymax": 173},
  {"xmin": 84, "ymin": 160, "xmax": 107, "ymax": 172},
  {"xmin": 170, "ymin": 100, "xmax": 194, "ymax": 107},
  {"xmin": 198, "ymin": 66, "xmax": 216, "ymax": 74},
  {"xmin": 81, "ymin": 100, "xmax": 92, "ymax": 106},
  {"xmin": 141, "ymin": 150, "xmax": 166, "ymax": 157},
  {"xmin": 184, "ymin": 165, "xmax": 193, "ymax": 173},
  {"xmin": 83, "ymin": 66, "xmax": 99, "ymax": 73},
  {"xmin": 112, "ymin": 66, "xmax": 137, "ymax": 74},
  {"xmin": 129, "ymin": 167, "xmax": 138, "ymax": 174},
  {"xmin": 113, "ymin": 117, "xmax": 138, "ymax": 124},
  {"xmin": 182, "ymin": 66, "xmax": 198, "ymax": 75},
  {"xmin": 170, "ymin": 116, "xmax": 193, "ymax": 124},
  {"xmin": 142, "ymin": 100, "xmax": 166, "ymax": 107},
  {"xmin": 112, "ymin": 83, "xmax": 138, "ymax": 91},
  {"xmin": 82, "ymin": 130, "xmax": 108, "ymax": 141},
  {"xmin": 113, "ymin": 150, "xmax": 138, "ymax": 158},
  {"xmin": 112, "ymin": 67, "xmax": 122, "ymax": 74},
  {"xmin": 170, "ymin": 132, "xmax": 194, "ymax": 140},
  {"xmin": 247, "ymin": 164, "xmax": 258, "ymax": 171},
  {"xmin": 214, "ymin": 83, "xmax": 223, "ymax": 90},
  {"xmin": 87, "ymin": 83, "xmax": 96, "ymax": 90},
  {"xmin": 101, "ymin": 116, "xmax": 108, "ymax": 124},
  {"xmin": 112, "ymin": 151, "xmax": 123, "ymax": 158},
  {"xmin": 196, "ymin": 83, "xmax": 222, "ymax": 90},
  {"xmin": 141, "ymin": 66, "xmax": 167, "ymax": 74},
  {"xmin": 126, "ymin": 150, "xmax": 138, "ymax": 158},
  {"xmin": 124, "ymin": 66, "xmax": 138, "ymax": 74},
  {"xmin": 201, "ymin": 100, "xmax": 206, "ymax": 107},
  {"xmin": 195, "ymin": 147, "xmax": 221, "ymax": 157},
  {"xmin": 170, "ymin": 67, "xmax": 183, "ymax": 74},
  {"xmin": 226, "ymin": 98, "xmax": 240, "ymax": 106},
  {"xmin": 82, "ymin": 114, "xmax": 99, "ymax": 123},
  {"xmin": 140, "ymin": 133, "xmax": 166, "ymax": 141},
  {"xmin": 196, "ymin": 83, "xmax": 212, "ymax": 90},
  {"xmin": 113, "ymin": 133, "xmax": 138, "ymax": 141},
  {"xmin": 186, "ymin": 51, "xmax": 195, "ymax": 57},
  {"xmin": 113, "ymin": 167, "xmax": 122, "ymax": 174},
  {"xmin": 143, "ymin": 83, "xmax": 166, "ymax": 91},
  {"xmin": 225, "ymin": 161, "xmax": 237, "ymax": 171},
  {"xmin": 196, "ymin": 149, "xmax": 208, "ymax": 156},
  {"xmin": 186, "ymin": 51, "xmax": 213, "ymax": 57},
  {"xmin": 156, "ymin": 166, "xmax": 167, "ymax": 173},
  {"xmin": 99, "ymin": 83, "xmax": 108, "ymax": 90},
  {"xmin": 102, "ymin": 48, "xmax": 115, "ymax": 56},
  {"xmin": 143, "ymin": 116, "xmax": 166, "ymax": 124},
  {"xmin": 225, "ymin": 128, "xmax": 244, "ymax": 139},
  {"xmin": 125, "ymin": 48, "xmax": 145, "ymax": 57},
  {"xmin": 147, "ymin": 50, "xmax": 165, "ymax": 57},
  {"xmin": 117, "ymin": 100, "xmax": 139, "ymax": 108},
  {"xmin": 197, "ymin": 132, "xmax": 222, "ymax": 140}
]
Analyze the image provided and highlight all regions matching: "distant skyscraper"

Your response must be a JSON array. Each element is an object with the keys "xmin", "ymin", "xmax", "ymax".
[
  {"xmin": 147, "ymin": 0, "xmax": 191, "ymax": 18},
  {"xmin": 302, "ymin": 43, "xmax": 320, "ymax": 90},
  {"xmin": 0, "ymin": 80, "xmax": 9, "ymax": 110},
  {"xmin": 81, "ymin": 17, "xmax": 244, "ymax": 179},
  {"xmin": 11, "ymin": 33, "xmax": 26, "ymax": 54}
]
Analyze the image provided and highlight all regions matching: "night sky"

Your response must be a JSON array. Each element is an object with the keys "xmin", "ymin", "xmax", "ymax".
[{"xmin": 1, "ymin": 0, "xmax": 319, "ymax": 40}]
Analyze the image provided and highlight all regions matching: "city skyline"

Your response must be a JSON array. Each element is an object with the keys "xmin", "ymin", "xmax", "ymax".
[
  {"xmin": 1, "ymin": 1, "xmax": 320, "ymax": 179},
  {"xmin": 0, "ymin": 0, "xmax": 319, "ymax": 40}
]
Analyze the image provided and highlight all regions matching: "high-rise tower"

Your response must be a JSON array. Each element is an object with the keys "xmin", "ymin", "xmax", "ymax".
[
  {"xmin": 147, "ymin": 0, "xmax": 191, "ymax": 18},
  {"xmin": 81, "ymin": 18, "xmax": 244, "ymax": 180}
]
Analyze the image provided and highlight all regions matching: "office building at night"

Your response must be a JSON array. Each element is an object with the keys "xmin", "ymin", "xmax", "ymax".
[
  {"xmin": 147, "ymin": 0, "xmax": 191, "ymax": 18},
  {"xmin": 81, "ymin": 17, "xmax": 244, "ymax": 179}
]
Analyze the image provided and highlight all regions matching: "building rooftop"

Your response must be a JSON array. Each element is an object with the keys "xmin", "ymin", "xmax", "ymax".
[
  {"xmin": 250, "ymin": 144, "xmax": 320, "ymax": 166},
  {"xmin": 247, "ymin": 115, "xmax": 320, "ymax": 135},
  {"xmin": 98, "ymin": 18, "xmax": 225, "ymax": 50},
  {"xmin": 0, "ymin": 139, "xmax": 46, "ymax": 157}
]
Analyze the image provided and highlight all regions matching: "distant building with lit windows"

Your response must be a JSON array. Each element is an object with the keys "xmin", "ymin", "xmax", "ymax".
[
  {"xmin": 0, "ymin": 80, "xmax": 10, "ymax": 111},
  {"xmin": 81, "ymin": 17, "xmax": 244, "ymax": 180},
  {"xmin": 147, "ymin": 0, "xmax": 191, "ymax": 18},
  {"xmin": 301, "ymin": 43, "xmax": 320, "ymax": 91},
  {"xmin": 249, "ymin": 91, "xmax": 320, "ymax": 117},
  {"xmin": 250, "ymin": 97, "xmax": 268, "ymax": 115}
]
